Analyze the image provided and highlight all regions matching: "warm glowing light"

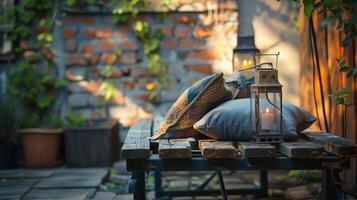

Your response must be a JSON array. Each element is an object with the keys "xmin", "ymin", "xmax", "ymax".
[
  {"xmin": 145, "ymin": 82, "xmax": 155, "ymax": 91},
  {"xmin": 242, "ymin": 59, "xmax": 253, "ymax": 68},
  {"xmin": 243, "ymin": 59, "xmax": 248, "ymax": 67},
  {"xmin": 265, "ymin": 108, "xmax": 270, "ymax": 113}
]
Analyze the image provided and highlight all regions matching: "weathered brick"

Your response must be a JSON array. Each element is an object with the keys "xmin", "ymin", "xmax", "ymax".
[
  {"xmin": 112, "ymin": 92, "xmax": 125, "ymax": 105},
  {"xmin": 185, "ymin": 63, "xmax": 212, "ymax": 74},
  {"xmin": 134, "ymin": 93, "xmax": 157, "ymax": 104},
  {"xmin": 187, "ymin": 50, "xmax": 217, "ymax": 60},
  {"xmin": 93, "ymin": 109, "xmax": 108, "ymax": 120},
  {"xmin": 42, "ymin": 49, "xmax": 54, "ymax": 60},
  {"xmin": 67, "ymin": 82, "xmax": 85, "ymax": 93},
  {"xmin": 84, "ymin": 53, "xmax": 100, "ymax": 65},
  {"xmin": 88, "ymin": 95, "xmax": 101, "ymax": 107},
  {"xmin": 63, "ymin": 15, "xmax": 96, "ymax": 24},
  {"xmin": 68, "ymin": 93, "xmax": 89, "ymax": 107},
  {"xmin": 174, "ymin": 25, "xmax": 192, "ymax": 38},
  {"xmin": 119, "ymin": 52, "xmax": 137, "ymax": 64},
  {"xmin": 119, "ymin": 79, "xmax": 137, "ymax": 89},
  {"xmin": 20, "ymin": 40, "xmax": 31, "ymax": 50},
  {"xmin": 137, "ymin": 107, "xmax": 154, "ymax": 119},
  {"xmin": 64, "ymin": 39, "xmax": 77, "ymax": 52},
  {"xmin": 65, "ymin": 67, "xmax": 86, "ymax": 81},
  {"xmin": 114, "ymin": 26, "xmax": 132, "ymax": 35},
  {"xmin": 99, "ymin": 41, "xmax": 116, "ymax": 51},
  {"xmin": 67, "ymin": 54, "xmax": 87, "ymax": 66},
  {"xmin": 131, "ymin": 67, "xmax": 152, "ymax": 78},
  {"xmin": 101, "ymin": 53, "xmax": 117, "ymax": 65},
  {"xmin": 158, "ymin": 25, "xmax": 173, "ymax": 37},
  {"xmin": 95, "ymin": 28, "xmax": 113, "ymax": 39},
  {"xmin": 23, "ymin": 50, "xmax": 36, "ymax": 60},
  {"xmin": 91, "ymin": 108, "xmax": 107, "ymax": 120},
  {"xmin": 80, "ymin": 44, "xmax": 95, "ymax": 53},
  {"xmin": 83, "ymin": 28, "xmax": 96, "ymax": 38},
  {"xmin": 79, "ymin": 80, "xmax": 102, "ymax": 94},
  {"xmin": 161, "ymin": 38, "xmax": 178, "ymax": 49},
  {"xmin": 109, "ymin": 106, "xmax": 137, "ymax": 119},
  {"xmin": 179, "ymin": 38, "xmax": 203, "ymax": 49},
  {"xmin": 63, "ymin": 28, "xmax": 76, "ymax": 39},
  {"xmin": 119, "ymin": 39, "xmax": 139, "ymax": 50},
  {"xmin": 169, "ymin": 15, "xmax": 196, "ymax": 24},
  {"xmin": 194, "ymin": 26, "xmax": 213, "ymax": 38}
]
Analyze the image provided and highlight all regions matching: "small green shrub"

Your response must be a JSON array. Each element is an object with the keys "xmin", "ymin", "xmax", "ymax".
[{"xmin": 65, "ymin": 111, "xmax": 86, "ymax": 127}]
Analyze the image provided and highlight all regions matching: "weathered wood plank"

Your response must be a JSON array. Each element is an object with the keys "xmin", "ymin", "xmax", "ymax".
[
  {"xmin": 121, "ymin": 120, "xmax": 152, "ymax": 159},
  {"xmin": 302, "ymin": 131, "xmax": 357, "ymax": 156},
  {"xmin": 279, "ymin": 141, "xmax": 322, "ymax": 159},
  {"xmin": 199, "ymin": 140, "xmax": 238, "ymax": 159},
  {"xmin": 238, "ymin": 142, "xmax": 276, "ymax": 158},
  {"xmin": 159, "ymin": 139, "xmax": 192, "ymax": 159}
]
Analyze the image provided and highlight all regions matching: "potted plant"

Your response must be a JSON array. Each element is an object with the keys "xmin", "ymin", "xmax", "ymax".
[
  {"xmin": 7, "ymin": 60, "xmax": 67, "ymax": 168},
  {"xmin": 0, "ymin": 96, "xmax": 20, "ymax": 169},
  {"xmin": 17, "ymin": 113, "xmax": 64, "ymax": 168},
  {"xmin": 64, "ymin": 110, "xmax": 120, "ymax": 167}
]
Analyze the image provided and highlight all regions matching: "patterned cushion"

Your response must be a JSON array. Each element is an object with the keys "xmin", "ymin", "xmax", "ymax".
[
  {"xmin": 225, "ymin": 67, "xmax": 256, "ymax": 99},
  {"xmin": 152, "ymin": 72, "xmax": 232, "ymax": 139}
]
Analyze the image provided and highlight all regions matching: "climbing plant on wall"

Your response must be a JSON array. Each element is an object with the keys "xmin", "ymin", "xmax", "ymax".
[{"xmin": 0, "ymin": 0, "xmax": 67, "ymax": 118}]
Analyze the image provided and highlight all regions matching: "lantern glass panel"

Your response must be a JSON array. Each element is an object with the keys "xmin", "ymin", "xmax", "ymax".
[
  {"xmin": 251, "ymin": 89, "xmax": 282, "ymax": 136},
  {"xmin": 233, "ymin": 52, "xmax": 254, "ymax": 71}
]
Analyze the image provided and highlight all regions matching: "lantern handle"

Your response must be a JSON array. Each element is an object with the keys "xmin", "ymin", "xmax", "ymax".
[{"xmin": 252, "ymin": 52, "xmax": 280, "ymax": 69}]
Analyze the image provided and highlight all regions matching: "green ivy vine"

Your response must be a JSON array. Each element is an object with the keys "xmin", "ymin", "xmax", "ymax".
[
  {"xmin": 0, "ymin": 0, "xmax": 66, "ymax": 126},
  {"xmin": 111, "ymin": 0, "xmax": 170, "ymax": 101}
]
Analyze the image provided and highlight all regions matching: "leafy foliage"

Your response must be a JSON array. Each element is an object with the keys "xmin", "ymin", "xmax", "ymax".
[
  {"xmin": 64, "ymin": 111, "xmax": 86, "ymax": 127},
  {"xmin": 2, "ymin": 0, "xmax": 67, "ymax": 127},
  {"xmin": 301, "ymin": 0, "xmax": 356, "ymax": 106}
]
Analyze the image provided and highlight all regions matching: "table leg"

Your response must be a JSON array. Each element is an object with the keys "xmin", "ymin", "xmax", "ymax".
[
  {"xmin": 260, "ymin": 170, "xmax": 268, "ymax": 195},
  {"xmin": 154, "ymin": 170, "xmax": 163, "ymax": 198},
  {"xmin": 133, "ymin": 172, "xmax": 146, "ymax": 200},
  {"xmin": 321, "ymin": 170, "xmax": 338, "ymax": 200}
]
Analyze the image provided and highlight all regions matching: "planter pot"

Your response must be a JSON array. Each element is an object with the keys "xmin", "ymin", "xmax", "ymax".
[
  {"xmin": 0, "ymin": 143, "xmax": 18, "ymax": 169},
  {"xmin": 64, "ymin": 120, "xmax": 119, "ymax": 167},
  {"xmin": 19, "ymin": 128, "xmax": 63, "ymax": 168}
]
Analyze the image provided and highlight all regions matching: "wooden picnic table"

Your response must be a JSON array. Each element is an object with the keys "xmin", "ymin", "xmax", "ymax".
[{"xmin": 122, "ymin": 117, "xmax": 356, "ymax": 200}]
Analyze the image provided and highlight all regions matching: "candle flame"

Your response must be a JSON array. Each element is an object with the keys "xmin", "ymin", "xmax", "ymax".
[{"xmin": 266, "ymin": 108, "xmax": 270, "ymax": 113}]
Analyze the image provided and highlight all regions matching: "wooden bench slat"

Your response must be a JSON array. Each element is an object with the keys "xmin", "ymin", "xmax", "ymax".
[
  {"xmin": 199, "ymin": 140, "xmax": 238, "ymax": 159},
  {"xmin": 238, "ymin": 142, "xmax": 276, "ymax": 158},
  {"xmin": 121, "ymin": 120, "xmax": 152, "ymax": 159},
  {"xmin": 302, "ymin": 131, "xmax": 357, "ymax": 156},
  {"xmin": 159, "ymin": 139, "xmax": 192, "ymax": 159},
  {"xmin": 279, "ymin": 141, "xmax": 322, "ymax": 159}
]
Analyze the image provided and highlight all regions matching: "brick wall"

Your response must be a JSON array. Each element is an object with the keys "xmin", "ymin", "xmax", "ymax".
[{"xmin": 61, "ymin": 1, "xmax": 238, "ymax": 126}]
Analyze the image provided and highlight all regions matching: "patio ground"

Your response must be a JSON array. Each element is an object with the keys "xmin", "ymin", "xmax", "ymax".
[{"xmin": 3, "ymin": 161, "xmax": 355, "ymax": 200}]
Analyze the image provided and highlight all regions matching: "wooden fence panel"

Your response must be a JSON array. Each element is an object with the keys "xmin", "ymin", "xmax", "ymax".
[{"xmin": 300, "ymin": 10, "xmax": 357, "ymax": 192}]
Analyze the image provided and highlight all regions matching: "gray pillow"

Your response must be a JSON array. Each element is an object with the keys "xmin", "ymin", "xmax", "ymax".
[{"xmin": 193, "ymin": 98, "xmax": 316, "ymax": 141}]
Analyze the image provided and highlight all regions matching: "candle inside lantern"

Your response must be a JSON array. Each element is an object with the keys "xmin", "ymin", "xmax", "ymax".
[{"xmin": 261, "ymin": 107, "xmax": 274, "ymax": 130}]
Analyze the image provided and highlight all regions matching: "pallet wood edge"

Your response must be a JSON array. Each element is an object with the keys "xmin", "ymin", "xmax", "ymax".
[
  {"xmin": 302, "ymin": 131, "xmax": 357, "ymax": 157},
  {"xmin": 238, "ymin": 142, "xmax": 276, "ymax": 158},
  {"xmin": 279, "ymin": 141, "xmax": 322, "ymax": 159},
  {"xmin": 158, "ymin": 139, "xmax": 192, "ymax": 159},
  {"xmin": 198, "ymin": 140, "xmax": 238, "ymax": 159},
  {"xmin": 121, "ymin": 120, "xmax": 152, "ymax": 159}
]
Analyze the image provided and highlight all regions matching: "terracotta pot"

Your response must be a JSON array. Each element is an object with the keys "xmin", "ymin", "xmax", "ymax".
[{"xmin": 19, "ymin": 128, "xmax": 63, "ymax": 168}]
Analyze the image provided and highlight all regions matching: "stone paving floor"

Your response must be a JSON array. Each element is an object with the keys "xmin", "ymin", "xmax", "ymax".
[{"xmin": 1, "ymin": 162, "xmax": 355, "ymax": 200}]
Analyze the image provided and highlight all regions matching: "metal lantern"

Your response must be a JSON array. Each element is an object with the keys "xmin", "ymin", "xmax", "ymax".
[
  {"xmin": 250, "ymin": 57, "xmax": 283, "ymax": 143},
  {"xmin": 232, "ymin": 21, "xmax": 259, "ymax": 72}
]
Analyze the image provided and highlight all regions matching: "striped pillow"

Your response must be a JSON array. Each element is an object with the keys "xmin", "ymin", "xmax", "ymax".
[{"xmin": 152, "ymin": 72, "xmax": 232, "ymax": 139}]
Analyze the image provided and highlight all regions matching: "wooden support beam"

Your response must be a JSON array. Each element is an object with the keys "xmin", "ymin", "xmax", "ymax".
[
  {"xmin": 198, "ymin": 140, "xmax": 238, "ymax": 159},
  {"xmin": 158, "ymin": 139, "xmax": 192, "ymax": 159},
  {"xmin": 121, "ymin": 120, "xmax": 152, "ymax": 159},
  {"xmin": 279, "ymin": 141, "xmax": 322, "ymax": 159},
  {"xmin": 302, "ymin": 131, "xmax": 357, "ymax": 156},
  {"xmin": 238, "ymin": 143, "xmax": 276, "ymax": 158}
]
